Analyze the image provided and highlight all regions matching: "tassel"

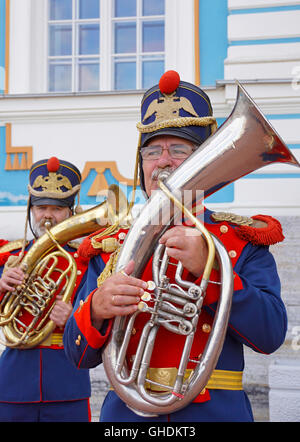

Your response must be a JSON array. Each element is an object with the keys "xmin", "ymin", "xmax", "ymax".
[
  {"xmin": 235, "ymin": 215, "xmax": 285, "ymax": 246},
  {"xmin": 2, "ymin": 254, "xmax": 22, "ymax": 272},
  {"xmin": 74, "ymin": 190, "xmax": 83, "ymax": 214},
  {"xmin": 78, "ymin": 227, "xmax": 110, "ymax": 259},
  {"xmin": 75, "ymin": 205, "xmax": 83, "ymax": 214},
  {"xmin": 78, "ymin": 236, "xmax": 98, "ymax": 259}
]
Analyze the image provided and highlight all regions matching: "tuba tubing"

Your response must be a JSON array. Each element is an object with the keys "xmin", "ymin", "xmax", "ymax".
[{"xmin": 102, "ymin": 82, "xmax": 300, "ymax": 416}]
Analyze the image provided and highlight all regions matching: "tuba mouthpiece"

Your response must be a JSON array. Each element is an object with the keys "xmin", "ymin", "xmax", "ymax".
[
  {"xmin": 44, "ymin": 221, "xmax": 52, "ymax": 229},
  {"xmin": 157, "ymin": 170, "xmax": 171, "ymax": 182}
]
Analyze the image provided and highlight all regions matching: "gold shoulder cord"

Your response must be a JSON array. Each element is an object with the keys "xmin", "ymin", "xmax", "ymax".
[
  {"xmin": 97, "ymin": 248, "xmax": 121, "ymax": 288},
  {"xmin": 0, "ymin": 240, "xmax": 27, "ymax": 254}
]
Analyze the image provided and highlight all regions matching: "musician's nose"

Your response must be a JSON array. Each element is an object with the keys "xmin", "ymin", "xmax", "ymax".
[{"xmin": 156, "ymin": 147, "xmax": 173, "ymax": 167}]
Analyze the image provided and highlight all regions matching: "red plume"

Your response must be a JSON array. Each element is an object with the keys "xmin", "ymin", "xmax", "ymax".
[
  {"xmin": 159, "ymin": 70, "xmax": 180, "ymax": 94},
  {"xmin": 47, "ymin": 157, "xmax": 60, "ymax": 173}
]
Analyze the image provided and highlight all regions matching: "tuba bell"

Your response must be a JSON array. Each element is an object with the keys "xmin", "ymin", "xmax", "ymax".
[
  {"xmin": 0, "ymin": 185, "xmax": 130, "ymax": 349},
  {"xmin": 102, "ymin": 82, "xmax": 300, "ymax": 417}
]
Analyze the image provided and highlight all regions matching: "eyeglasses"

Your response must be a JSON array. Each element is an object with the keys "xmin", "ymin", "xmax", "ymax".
[{"xmin": 140, "ymin": 144, "xmax": 196, "ymax": 160}]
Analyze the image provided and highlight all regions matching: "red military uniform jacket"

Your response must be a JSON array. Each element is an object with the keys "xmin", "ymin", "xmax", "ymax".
[
  {"xmin": 0, "ymin": 239, "xmax": 91, "ymax": 403},
  {"xmin": 63, "ymin": 208, "xmax": 287, "ymax": 421}
]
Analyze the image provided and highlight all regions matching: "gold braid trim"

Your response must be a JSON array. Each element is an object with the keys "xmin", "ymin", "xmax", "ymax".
[
  {"xmin": 91, "ymin": 223, "xmax": 123, "ymax": 250},
  {"xmin": 97, "ymin": 248, "xmax": 121, "ymax": 287},
  {"xmin": 28, "ymin": 184, "xmax": 81, "ymax": 199},
  {"xmin": 3, "ymin": 255, "xmax": 23, "ymax": 274},
  {"xmin": 136, "ymin": 116, "xmax": 218, "ymax": 135}
]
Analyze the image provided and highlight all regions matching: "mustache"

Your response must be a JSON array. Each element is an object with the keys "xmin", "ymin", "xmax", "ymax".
[
  {"xmin": 32, "ymin": 218, "xmax": 56, "ymax": 238},
  {"xmin": 40, "ymin": 218, "xmax": 55, "ymax": 229},
  {"xmin": 151, "ymin": 166, "xmax": 176, "ymax": 181}
]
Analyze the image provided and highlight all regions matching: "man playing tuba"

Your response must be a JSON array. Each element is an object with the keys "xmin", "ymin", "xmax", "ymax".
[
  {"xmin": 64, "ymin": 71, "xmax": 287, "ymax": 422},
  {"xmin": 0, "ymin": 158, "xmax": 92, "ymax": 422}
]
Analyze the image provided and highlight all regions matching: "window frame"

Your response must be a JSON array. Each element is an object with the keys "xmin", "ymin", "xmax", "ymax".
[
  {"xmin": 26, "ymin": 0, "xmax": 195, "ymax": 94},
  {"xmin": 47, "ymin": 0, "xmax": 101, "ymax": 92},
  {"xmin": 110, "ymin": 0, "xmax": 166, "ymax": 90}
]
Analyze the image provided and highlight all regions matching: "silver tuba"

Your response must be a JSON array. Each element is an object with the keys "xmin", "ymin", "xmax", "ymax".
[{"xmin": 102, "ymin": 82, "xmax": 300, "ymax": 417}]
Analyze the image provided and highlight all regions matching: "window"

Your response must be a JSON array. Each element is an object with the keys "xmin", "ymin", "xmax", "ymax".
[
  {"xmin": 47, "ymin": 0, "xmax": 165, "ymax": 92},
  {"xmin": 112, "ymin": 0, "xmax": 165, "ymax": 90},
  {"xmin": 48, "ymin": 0, "xmax": 100, "ymax": 92}
]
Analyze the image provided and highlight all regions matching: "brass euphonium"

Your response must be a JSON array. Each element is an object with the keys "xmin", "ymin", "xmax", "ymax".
[
  {"xmin": 0, "ymin": 185, "xmax": 130, "ymax": 349},
  {"xmin": 102, "ymin": 82, "xmax": 300, "ymax": 417}
]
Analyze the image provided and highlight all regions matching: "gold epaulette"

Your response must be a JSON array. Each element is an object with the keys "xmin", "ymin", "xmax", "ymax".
[
  {"xmin": 0, "ymin": 240, "xmax": 29, "ymax": 254},
  {"xmin": 211, "ymin": 212, "xmax": 253, "ymax": 226},
  {"xmin": 211, "ymin": 212, "xmax": 284, "ymax": 245}
]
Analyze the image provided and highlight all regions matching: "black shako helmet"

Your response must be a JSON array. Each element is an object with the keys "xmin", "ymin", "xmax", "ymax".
[
  {"xmin": 27, "ymin": 157, "xmax": 82, "ymax": 237},
  {"xmin": 136, "ymin": 70, "xmax": 217, "ymax": 193}
]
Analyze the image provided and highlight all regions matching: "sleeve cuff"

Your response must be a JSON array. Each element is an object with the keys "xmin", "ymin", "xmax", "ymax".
[{"xmin": 74, "ymin": 289, "xmax": 112, "ymax": 349}]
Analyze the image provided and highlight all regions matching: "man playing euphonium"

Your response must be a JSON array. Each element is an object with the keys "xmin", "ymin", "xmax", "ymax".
[{"xmin": 64, "ymin": 71, "xmax": 287, "ymax": 422}]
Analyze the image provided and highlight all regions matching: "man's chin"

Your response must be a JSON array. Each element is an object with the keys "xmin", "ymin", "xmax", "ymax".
[
  {"xmin": 33, "ymin": 228, "xmax": 45, "ymax": 238},
  {"xmin": 33, "ymin": 224, "xmax": 54, "ymax": 238},
  {"xmin": 148, "ymin": 182, "xmax": 159, "ymax": 194}
]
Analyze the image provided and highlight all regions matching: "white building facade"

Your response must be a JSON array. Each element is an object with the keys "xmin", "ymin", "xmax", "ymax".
[{"xmin": 0, "ymin": 0, "xmax": 299, "ymax": 421}]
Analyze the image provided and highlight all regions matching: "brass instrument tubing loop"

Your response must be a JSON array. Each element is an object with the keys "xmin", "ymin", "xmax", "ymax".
[
  {"xmin": 0, "ymin": 227, "xmax": 77, "ymax": 348},
  {"xmin": 157, "ymin": 179, "xmax": 215, "ymax": 281}
]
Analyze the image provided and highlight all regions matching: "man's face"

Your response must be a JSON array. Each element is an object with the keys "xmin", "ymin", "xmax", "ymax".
[
  {"xmin": 141, "ymin": 135, "xmax": 196, "ymax": 197},
  {"xmin": 31, "ymin": 205, "xmax": 72, "ymax": 237}
]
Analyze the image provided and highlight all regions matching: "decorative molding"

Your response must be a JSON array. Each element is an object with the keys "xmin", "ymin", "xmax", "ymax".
[
  {"xmin": 4, "ymin": 0, "xmax": 9, "ymax": 94},
  {"xmin": 225, "ymin": 55, "xmax": 300, "ymax": 64},
  {"xmin": 194, "ymin": 0, "xmax": 200, "ymax": 86},
  {"xmin": 1, "ymin": 82, "xmax": 300, "ymax": 122},
  {"xmin": 4, "ymin": 123, "xmax": 32, "ymax": 170},
  {"xmin": 228, "ymin": 1, "xmax": 300, "ymax": 12},
  {"xmin": 0, "ymin": 91, "xmax": 143, "ymax": 123},
  {"xmin": 81, "ymin": 161, "xmax": 137, "ymax": 196}
]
